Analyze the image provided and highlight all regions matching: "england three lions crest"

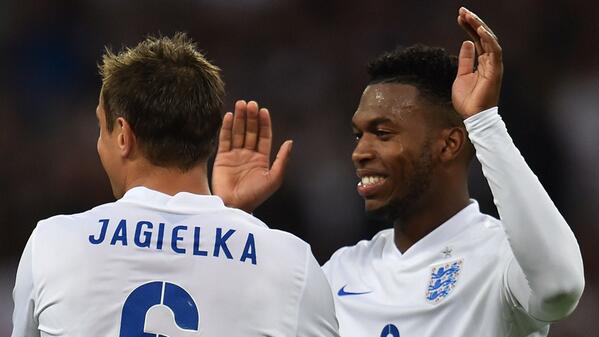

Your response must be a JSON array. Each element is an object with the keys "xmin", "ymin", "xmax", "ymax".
[{"xmin": 426, "ymin": 259, "xmax": 463, "ymax": 304}]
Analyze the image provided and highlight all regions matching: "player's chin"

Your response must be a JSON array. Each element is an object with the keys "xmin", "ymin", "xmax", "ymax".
[
  {"xmin": 364, "ymin": 198, "xmax": 384, "ymax": 212},
  {"xmin": 364, "ymin": 199, "xmax": 393, "ymax": 222}
]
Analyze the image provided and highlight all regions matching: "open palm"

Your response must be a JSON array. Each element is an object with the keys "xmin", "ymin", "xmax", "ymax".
[
  {"xmin": 212, "ymin": 100, "xmax": 292, "ymax": 213},
  {"xmin": 452, "ymin": 7, "xmax": 503, "ymax": 118}
]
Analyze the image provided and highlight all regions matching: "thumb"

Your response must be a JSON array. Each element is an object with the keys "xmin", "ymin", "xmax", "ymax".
[
  {"xmin": 270, "ymin": 140, "xmax": 293, "ymax": 185},
  {"xmin": 457, "ymin": 41, "xmax": 476, "ymax": 77}
]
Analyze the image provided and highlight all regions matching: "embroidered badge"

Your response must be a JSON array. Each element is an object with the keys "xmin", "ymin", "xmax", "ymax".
[{"xmin": 426, "ymin": 259, "xmax": 463, "ymax": 304}]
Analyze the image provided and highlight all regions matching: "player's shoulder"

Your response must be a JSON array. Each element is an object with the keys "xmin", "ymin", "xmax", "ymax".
[
  {"xmin": 226, "ymin": 207, "xmax": 311, "ymax": 248},
  {"xmin": 476, "ymin": 211, "xmax": 503, "ymax": 229},
  {"xmin": 30, "ymin": 201, "xmax": 120, "ymax": 255},
  {"xmin": 36, "ymin": 200, "xmax": 118, "ymax": 231},
  {"xmin": 473, "ymin": 211, "xmax": 507, "ymax": 239},
  {"xmin": 218, "ymin": 206, "xmax": 270, "ymax": 229},
  {"xmin": 465, "ymin": 210, "xmax": 513, "ymax": 262},
  {"xmin": 326, "ymin": 228, "xmax": 392, "ymax": 266}
]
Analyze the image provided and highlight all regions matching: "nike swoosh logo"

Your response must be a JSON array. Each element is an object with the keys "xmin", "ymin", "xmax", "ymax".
[{"xmin": 337, "ymin": 285, "xmax": 372, "ymax": 297}]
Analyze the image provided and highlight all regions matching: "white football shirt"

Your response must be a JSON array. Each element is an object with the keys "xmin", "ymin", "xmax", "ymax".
[
  {"xmin": 323, "ymin": 107, "xmax": 584, "ymax": 337},
  {"xmin": 12, "ymin": 187, "xmax": 339, "ymax": 337}
]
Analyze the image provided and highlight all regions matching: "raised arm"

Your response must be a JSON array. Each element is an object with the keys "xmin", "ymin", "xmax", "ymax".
[
  {"xmin": 212, "ymin": 100, "xmax": 292, "ymax": 212},
  {"xmin": 454, "ymin": 7, "xmax": 584, "ymax": 321}
]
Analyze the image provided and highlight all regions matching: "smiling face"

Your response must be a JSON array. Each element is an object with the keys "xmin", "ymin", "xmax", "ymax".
[{"xmin": 352, "ymin": 83, "xmax": 439, "ymax": 221}]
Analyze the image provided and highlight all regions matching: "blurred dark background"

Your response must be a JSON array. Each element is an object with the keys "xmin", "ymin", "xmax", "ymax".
[{"xmin": 1, "ymin": 0, "xmax": 597, "ymax": 335}]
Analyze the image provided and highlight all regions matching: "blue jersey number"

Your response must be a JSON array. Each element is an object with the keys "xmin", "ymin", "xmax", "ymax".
[
  {"xmin": 120, "ymin": 281, "xmax": 200, "ymax": 337},
  {"xmin": 380, "ymin": 324, "xmax": 400, "ymax": 337}
]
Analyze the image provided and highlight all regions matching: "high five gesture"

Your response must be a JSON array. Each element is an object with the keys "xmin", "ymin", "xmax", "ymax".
[
  {"xmin": 212, "ymin": 100, "xmax": 292, "ymax": 213},
  {"xmin": 452, "ymin": 7, "xmax": 503, "ymax": 118}
]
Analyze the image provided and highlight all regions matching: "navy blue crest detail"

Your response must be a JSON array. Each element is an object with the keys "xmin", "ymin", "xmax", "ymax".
[{"xmin": 425, "ymin": 259, "xmax": 463, "ymax": 304}]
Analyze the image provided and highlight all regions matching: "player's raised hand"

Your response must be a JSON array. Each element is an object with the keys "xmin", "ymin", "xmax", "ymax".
[
  {"xmin": 212, "ymin": 100, "xmax": 292, "ymax": 213},
  {"xmin": 452, "ymin": 7, "xmax": 503, "ymax": 118}
]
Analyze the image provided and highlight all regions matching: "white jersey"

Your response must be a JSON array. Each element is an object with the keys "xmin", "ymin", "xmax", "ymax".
[
  {"xmin": 12, "ymin": 187, "xmax": 339, "ymax": 337},
  {"xmin": 323, "ymin": 107, "xmax": 584, "ymax": 337},
  {"xmin": 324, "ymin": 202, "xmax": 545, "ymax": 337}
]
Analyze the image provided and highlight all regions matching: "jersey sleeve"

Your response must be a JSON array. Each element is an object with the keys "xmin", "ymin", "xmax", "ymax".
[
  {"xmin": 12, "ymin": 229, "xmax": 40, "ymax": 337},
  {"xmin": 295, "ymin": 247, "xmax": 340, "ymax": 337},
  {"xmin": 464, "ymin": 107, "xmax": 585, "ymax": 322}
]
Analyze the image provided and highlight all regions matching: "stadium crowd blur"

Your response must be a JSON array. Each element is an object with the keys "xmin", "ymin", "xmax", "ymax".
[{"xmin": 0, "ymin": 0, "xmax": 597, "ymax": 335}]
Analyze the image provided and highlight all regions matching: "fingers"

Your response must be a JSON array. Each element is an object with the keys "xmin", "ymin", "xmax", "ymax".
[
  {"xmin": 270, "ymin": 140, "xmax": 293, "ymax": 186},
  {"xmin": 227, "ymin": 99, "xmax": 275, "ymax": 154},
  {"xmin": 217, "ymin": 112, "xmax": 234, "ymax": 153},
  {"xmin": 257, "ymin": 107, "xmax": 272, "ymax": 156},
  {"xmin": 458, "ymin": 7, "xmax": 498, "ymax": 40},
  {"xmin": 231, "ymin": 100, "xmax": 247, "ymax": 149},
  {"xmin": 457, "ymin": 7, "xmax": 499, "ymax": 55},
  {"xmin": 456, "ymin": 41, "xmax": 476, "ymax": 77},
  {"xmin": 457, "ymin": 15, "xmax": 482, "ymax": 56},
  {"xmin": 244, "ymin": 101, "xmax": 259, "ymax": 150},
  {"xmin": 477, "ymin": 25, "xmax": 502, "ymax": 57}
]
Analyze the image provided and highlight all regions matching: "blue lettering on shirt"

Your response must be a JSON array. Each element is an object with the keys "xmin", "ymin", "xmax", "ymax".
[
  {"xmin": 172, "ymin": 225, "xmax": 187, "ymax": 254},
  {"xmin": 89, "ymin": 219, "xmax": 109, "ymax": 244},
  {"xmin": 89, "ymin": 219, "xmax": 257, "ymax": 265},
  {"xmin": 110, "ymin": 219, "xmax": 128, "ymax": 246},
  {"xmin": 193, "ymin": 227, "xmax": 208, "ymax": 256},
  {"xmin": 157, "ymin": 222, "xmax": 165, "ymax": 250},
  {"xmin": 240, "ymin": 233, "xmax": 257, "ymax": 265},
  {"xmin": 134, "ymin": 221, "xmax": 153, "ymax": 248},
  {"xmin": 213, "ymin": 228, "xmax": 235, "ymax": 259}
]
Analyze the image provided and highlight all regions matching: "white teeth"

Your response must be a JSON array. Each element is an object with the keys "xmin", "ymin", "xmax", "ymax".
[{"xmin": 361, "ymin": 176, "xmax": 384, "ymax": 186}]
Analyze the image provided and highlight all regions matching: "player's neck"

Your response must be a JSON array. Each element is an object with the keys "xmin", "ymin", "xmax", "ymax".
[
  {"xmin": 393, "ymin": 182, "xmax": 470, "ymax": 254},
  {"xmin": 124, "ymin": 161, "xmax": 211, "ymax": 196}
]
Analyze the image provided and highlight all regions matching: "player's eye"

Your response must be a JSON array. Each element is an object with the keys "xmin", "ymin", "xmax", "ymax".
[
  {"xmin": 353, "ymin": 132, "xmax": 362, "ymax": 142},
  {"xmin": 374, "ymin": 129, "xmax": 392, "ymax": 140}
]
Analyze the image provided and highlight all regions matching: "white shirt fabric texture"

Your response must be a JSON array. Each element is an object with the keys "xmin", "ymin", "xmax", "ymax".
[
  {"xmin": 322, "ymin": 107, "xmax": 585, "ymax": 337},
  {"xmin": 12, "ymin": 187, "xmax": 339, "ymax": 337}
]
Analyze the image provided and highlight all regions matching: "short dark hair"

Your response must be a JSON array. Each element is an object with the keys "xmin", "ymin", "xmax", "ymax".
[
  {"xmin": 99, "ymin": 32, "xmax": 224, "ymax": 171},
  {"xmin": 367, "ymin": 44, "xmax": 462, "ymax": 128}
]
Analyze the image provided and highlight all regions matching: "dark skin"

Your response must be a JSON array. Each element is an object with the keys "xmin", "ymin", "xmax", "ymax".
[
  {"xmin": 351, "ymin": 83, "xmax": 471, "ymax": 252},
  {"xmin": 212, "ymin": 7, "xmax": 503, "ymax": 252}
]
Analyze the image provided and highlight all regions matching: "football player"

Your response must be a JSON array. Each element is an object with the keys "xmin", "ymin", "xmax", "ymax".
[
  {"xmin": 212, "ymin": 7, "xmax": 584, "ymax": 337},
  {"xmin": 12, "ymin": 33, "xmax": 339, "ymax": 337}
]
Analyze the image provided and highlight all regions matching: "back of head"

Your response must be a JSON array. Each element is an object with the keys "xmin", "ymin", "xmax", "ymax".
[
  {"xmin": 99, "ymin": 32, "xmax": 224, "ymax": 171},
  {"xmin": 367, "ymin": 44, "xmax": 462, "ymax": 129}
]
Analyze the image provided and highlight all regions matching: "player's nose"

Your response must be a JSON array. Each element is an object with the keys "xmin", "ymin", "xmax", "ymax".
[{"xmin": 352, "ymin": 139, "xmax": 375, "ymax": 166}]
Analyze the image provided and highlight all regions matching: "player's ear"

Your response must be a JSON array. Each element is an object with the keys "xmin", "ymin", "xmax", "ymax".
[
  {"xmin": 439, "ymin": 126, "xmax": 467, "ymax": 163},
  {"xmin": 116, "ymin": 117, "xmax": 136, "ymax": 158}
]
